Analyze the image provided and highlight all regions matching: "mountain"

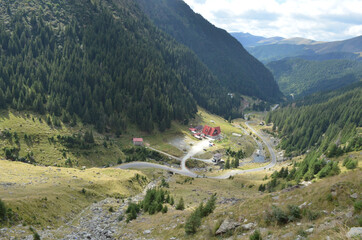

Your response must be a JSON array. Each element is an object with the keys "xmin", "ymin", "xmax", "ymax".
[
  {"xmin": 266, "ymin": 82, "xmax": 362, "ymax": 156},
  {"xmin": 0, "ymin": 0, "xmax": 243, "ymax": 133},
  {"xmin": 230, "ymin": 32, "xmax": 284, "ymax": 47},
  {"xmin": 135, "ymin": 0, "xmax": 283, "ymax": 102},
  {"xmin": 241, "ymin": 34, "xmax": 362, "ymax": 63},
  {"xmin": 267, "ymin": 58, "xmax": 362, "ymax": 98}
]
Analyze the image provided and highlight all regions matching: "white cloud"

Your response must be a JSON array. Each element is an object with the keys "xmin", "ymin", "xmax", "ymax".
[{"xmin": 183, "ymin": 0, "xmax": 362, "ymax": 41}]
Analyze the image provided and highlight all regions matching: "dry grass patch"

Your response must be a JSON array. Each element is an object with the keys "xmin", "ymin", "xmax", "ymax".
[{"xmin": 0, "ymin": 160, "xmax": 147, "ymax": 227}]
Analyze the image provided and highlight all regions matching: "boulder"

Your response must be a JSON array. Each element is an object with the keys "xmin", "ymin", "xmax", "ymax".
[
  {"xmin": 216, "ymin": 218, "xmax": 241, "ymax": 235},
  {"xmin": 242, "ymin": 222, "xmax": 256, "ymax": 230},
  {"xmin": 350, "ymin": 193, "xmax": 358, "ymax": 199},
  {"xmin": 346, "ymin": 227, "xmax": 362, "ymax": 238}
]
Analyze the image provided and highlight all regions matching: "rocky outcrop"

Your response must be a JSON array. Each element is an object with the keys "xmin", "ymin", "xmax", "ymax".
[
  {"xmin": 216, "ymin": 218, "xmax": 241, "ymax": 235},
  {"xmin": 347, "ymin": 227, "xmax": 362, "ymax": 238}
]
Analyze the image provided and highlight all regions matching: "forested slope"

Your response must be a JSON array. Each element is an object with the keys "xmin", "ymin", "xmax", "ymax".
[
  {"xmin": 135, "ymin": 0, "xmax": 283, "ymax": 102},
  {"xmin": 267, "ymin": 58, "xmax": 362, "ymax": 97},
  {"xmin": 0, "ymin": 0, "xmax": 241, "ymax": 133},
  {"xmin": 266, "ymin": 83, "xmax": 362, "ymax": 156}
]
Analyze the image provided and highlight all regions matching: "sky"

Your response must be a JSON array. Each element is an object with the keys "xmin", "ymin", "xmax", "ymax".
[{"xmin": 183, "ymin": 0, "xmax": 362, "ymax": 41}]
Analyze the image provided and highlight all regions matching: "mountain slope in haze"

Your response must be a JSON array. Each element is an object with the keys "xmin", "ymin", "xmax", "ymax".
[
  {"xmin": 230, "ymin": 32, "xmax": 284, "ymax": 47},
  {"xmin": 240, "ymin": 33, "xmax": 362, "ymax": 63},
  {"xmin": 0, "ymin": 0, "xmax": 242, "ymax": 133},
  {"xmin": 135, "ymin": 0, "xmax": 283, "ymax": 102},
  {"xmin": 267, "ymin": 58, "xmax": 362, "ymax": 97}
]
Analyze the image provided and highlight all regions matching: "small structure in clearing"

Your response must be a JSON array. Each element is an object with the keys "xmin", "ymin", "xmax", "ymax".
[
  {"xmin": 213, "ymin": 153, "xmax": 222, "ymax": 163},
  {"xmin": 133, "ymin": 138, "xmax": 143, "ymax": 146}
]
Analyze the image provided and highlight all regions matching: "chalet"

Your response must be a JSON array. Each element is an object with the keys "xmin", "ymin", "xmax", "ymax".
[
  {"xmin": 133, "ymin": 138, "xmax": 143, "ymax": 146},
  {"xmin": 202, "ymin": 125, "xmax": 221, "ymax": 138}
]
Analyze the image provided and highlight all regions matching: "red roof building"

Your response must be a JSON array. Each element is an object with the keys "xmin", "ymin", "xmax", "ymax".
[
  {"xmin": 133, "ymin": 138, "xmax": 144, "ymax": 146},
  {"xmin": 202, "ymin": 125, "xmax": 221, "ymax": 137}
]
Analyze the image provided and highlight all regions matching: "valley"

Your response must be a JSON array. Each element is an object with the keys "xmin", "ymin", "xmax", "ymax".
[{"xmin": 0, "ymin": 0, "xmax": 361, "ymax": 239}]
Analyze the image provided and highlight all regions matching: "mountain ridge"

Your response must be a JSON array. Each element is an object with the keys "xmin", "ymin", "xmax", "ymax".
[{"xmin": 135, "ymin": 0, "xmax": 283, "ymax": 102}]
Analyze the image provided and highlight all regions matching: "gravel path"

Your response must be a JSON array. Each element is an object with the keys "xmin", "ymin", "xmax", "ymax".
[{"xmin": 16, "ymin": 180, "xmax": 159, "ymax": 240}]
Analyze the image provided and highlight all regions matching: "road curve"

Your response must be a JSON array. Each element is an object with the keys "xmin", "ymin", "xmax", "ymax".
[
  {"xmin": 211, "ymin": 121, "xmax": 277, "ymax": 179},
  {"xmin": 116, "ymin": 122, "xmax": 277, "ymax": 179}
]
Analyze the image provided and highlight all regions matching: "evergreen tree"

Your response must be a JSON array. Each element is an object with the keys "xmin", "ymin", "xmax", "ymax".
[{"xmin": 175, "ymin": 197, "xmax": 185, "ymax": 210}]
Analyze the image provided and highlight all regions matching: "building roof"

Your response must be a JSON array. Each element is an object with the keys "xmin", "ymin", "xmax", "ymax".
[
  {"xmin": 133, "ymin": 138, "xmax": 143, "ymax": 142},
  {"xmin": 195, "ymin": 125, "xmax": 203, "ymax": 131},
  {"xmin": 202, "ymin": 125, "xmax": 221, "ymax": 136}
]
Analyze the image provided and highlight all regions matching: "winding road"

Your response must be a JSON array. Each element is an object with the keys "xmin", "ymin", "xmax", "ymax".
[{"xmin": 116, "ymin": 121, "xmax": 277, "ymax": 179}]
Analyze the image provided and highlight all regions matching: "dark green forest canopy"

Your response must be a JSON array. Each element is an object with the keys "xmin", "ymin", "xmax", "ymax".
[
  {"xmin": 266, "ymin": 83, "xmax": 362, "ymax": 156},
  {"xmin": 135, "ymin": 0, "xmax": 283, "ymax": 102},
  {"xmin": 0, "ymin": 0, "xmax": 241, "ymax": 133}
]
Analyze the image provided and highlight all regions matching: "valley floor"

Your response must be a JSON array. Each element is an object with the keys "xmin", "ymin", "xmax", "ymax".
[{"xmin": 0, "ymin": 109, "xmax": 361, "ymax": 239}]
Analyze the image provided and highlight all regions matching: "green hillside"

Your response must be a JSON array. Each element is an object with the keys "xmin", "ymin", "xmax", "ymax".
[
  {"xmin": 267, "ymin": 58, "xmax": 362, "ymax": 97},
  {"xmin": 266, "ymin": 83, "xmax": 362, "ymax": 156},
  {"xmin": 135, "ymin": 0, "xmax": 283, "ymax": 102},
  {"xmin": 0, "ymin": 0, "xmax": 241, "ymax": 135}
]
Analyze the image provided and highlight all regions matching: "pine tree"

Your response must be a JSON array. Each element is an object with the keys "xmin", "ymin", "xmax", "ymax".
[
  {"xmin": 225, "ymin": 158, "xmax": 230, "ymax": 169},
  {"xmin": 175, "ymin": 197, "xmax": 185, "ymax": 210}
]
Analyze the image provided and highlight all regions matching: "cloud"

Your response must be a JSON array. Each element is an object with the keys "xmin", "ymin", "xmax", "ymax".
[{"xmin": 183, "ymin": 0, "xmax": 362, "ymax": 41}]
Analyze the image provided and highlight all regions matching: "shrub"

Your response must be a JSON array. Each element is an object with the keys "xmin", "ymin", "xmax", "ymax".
[
  {"xmin": 176, "ymin": 197, "xmax": 185, "ymax": 210},
  {"xmin": 272, "ymin": 206, "xmax": 288, "ymax": 225},
  {"xmin": 185, "ymin": 207, "xmax": 202, "ymax": 234},
  {"xmin": 303, "ymin": 209, "xmax": 320, "ymax": 221},
  {"xmin": 354, "ymin": 200, "xmax": 362, "ymax": 213},
  {"xmin": 202, "ymin": 194, "xmax": 217, "ymax": 217},
  {"xmin": 345, "ymin": 159, "xmax": 358, "ymax": 170},
  {"xmin": 33, "ymin": 232, "xmax": 41, "ymax": 240},
  {"xmin": 162, "ymin": 205, "xmax": 168, "ymax": 214},
  {"xmin": 126, "ymin": 203, "xmax": 140, "ymax": 222},
  {"xmin": 287, "ymin": 205, "xmax": 301, "ymax": 222},
  {"xmin": 250, "ymin": 230, "xmax": 262, "ymax": 240},
  {"xmin": 160, "ymin": 178, "xmax": 169, "ymax": 188},
  {"xmin": 0, "ymin": 199, "xmax": 7, "ymax": 222},
  {"xmin": 184, "ymin": 195, "xmax": 217, "ymax": 234},
  {"xmin": 109, "ymin": 207, "xmax": 114, "ymax": 212}
]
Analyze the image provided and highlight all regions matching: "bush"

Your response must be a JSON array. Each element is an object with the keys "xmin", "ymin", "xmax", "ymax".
[
  {"xmin": 287, "ymin": 205, "xmax": 301, "ymax": 222},
  {"xmin": 354, "ymin": 200, "xmax": 362, "ymax": 213},
  {"xmin": 162, "ymin": 205, "xmax": 168, "ymax": 214},
  {"xmin": 175, "ymin": 197, "xmax": 185, "ymax": 210},
  {"xmin": 304, "ymin": 209, "xmax": 320, "ymax": 221},
  {"xmin": 250, "ymin": 230, "xmax": 262, "ymax": 240},
  {"xmin": 265, "ymin": 205, "xmax": 301, "ymax": 225},
  {"xmin": 185, "ymin": 209, "xmax": 201, "ymax": 234},
  {"xmin": 126, "ymin": 203, "xmax": 140, "ymax": 222},
  {"xmin": 184, "ymin": 195, "xmax": 217, "ymax": 234},
  {"xmin": 272, "ymin": 206, "xmax": 288, "ymax": 225},
  {"xmin": 201, "ymin": 194, "xmax": 216, "ymax": 217},
  {"xmin": 345, "ymin": 159, "xmax": 358, "ymax": 170},
  {"xmin": 0, "ymin": 199, "xmax": 7, "ymax": 222}
]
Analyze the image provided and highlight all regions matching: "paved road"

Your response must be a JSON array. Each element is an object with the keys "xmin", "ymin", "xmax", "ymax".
[
  {"xmin": 211, "ymin": 121, "xmax": 277, "ymax": 179},
  {"xmin": 117, "ymin": 140, "xmax": 210, "ymax": 178},
  {"xmin": 116, "ymin": 122, "xmax": 277, "ymax": 179},
  {"xmin": 117, "ymin": 162, "xmax": 198, "ymax": 177}
]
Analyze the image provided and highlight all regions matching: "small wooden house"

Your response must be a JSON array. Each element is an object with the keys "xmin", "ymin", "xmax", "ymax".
[{"xmin": 133, "ymin": 138, "xmax": 143, "ymax": 146}]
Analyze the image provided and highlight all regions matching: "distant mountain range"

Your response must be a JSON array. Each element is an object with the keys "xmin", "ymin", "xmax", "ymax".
[
  {"xmin": 231, "ymin": 32, "xmax": 362, "ymax": 63},
  {"xmin": 231, "ymin": 32, "xmax": 362, "ymax": 98}
]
